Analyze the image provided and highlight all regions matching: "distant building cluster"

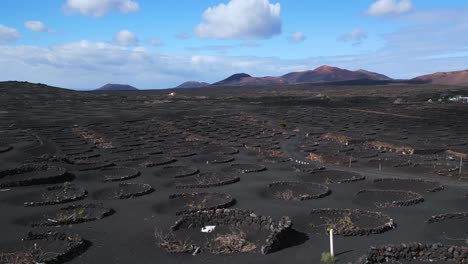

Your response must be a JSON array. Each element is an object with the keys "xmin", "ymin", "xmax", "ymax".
[
  {"xmin": 448, "ymin": 95, "xmax": 468, "ymax": 103},
  {"xmin": 428, "ymin": 93, "xmax": 468, "ymax": 103}
]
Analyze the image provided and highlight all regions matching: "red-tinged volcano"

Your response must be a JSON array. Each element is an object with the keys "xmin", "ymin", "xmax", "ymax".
[
  {"xmin": 281, "ymin": 65, "xmax": 392, "ymax": 84},
  {"xmin": 413, "ymin": 70, "xmax": 468, "ymax": 85},
  {"xmin": 192, "ymin": 66, "xmax": 392, "ymax": 87}
]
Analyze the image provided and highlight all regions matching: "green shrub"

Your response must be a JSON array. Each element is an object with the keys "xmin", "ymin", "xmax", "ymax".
[{"xmin": 321, "ymin": 252, "xmax": 336, "ymax": 264}]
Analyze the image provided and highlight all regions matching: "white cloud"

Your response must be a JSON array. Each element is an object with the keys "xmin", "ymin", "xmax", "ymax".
[
  {"xmin": 24, "ymin": 21, "xmax": 53, "ymax": 33},
  {"xmin": 0, "ymin": 40, "xmax": 308, "ymax": 89},
  {"xmin": 289, "ymin": 32, "xmax": 306, "ymax": 43},
  {"xmin": 0, "ymin": 24, "xmax": 21, "ymax": 44},
  {"xmin": 1, "ymin": 38, "xmax": 468, "ymax": 89},
  {"xmin": 367, "ymin": 0, "xmax": 413, "ymax": 16},
  {"xmin": 63, "ymin": 0, "xmax": 139, "ymax": 17},
  {"xmin": 337, "ymin": 29, "xmax": 367, "ymax": 45},
  {"xmin": 114, "ymin": 30, "xmax": 138, "ymax": 46},
  {"xmin": 149, "ymin": 38, "xmax": 163, "ymax": 46},
  {"xmin": 1, "ymin": 8, "xmax": 468, "ymax": 89},
  {"xmin": 194, "ymin": 0, "xmax": 282, "ymax": 39}
]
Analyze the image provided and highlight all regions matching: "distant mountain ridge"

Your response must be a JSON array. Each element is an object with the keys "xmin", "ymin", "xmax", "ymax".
[
  {"xmin": 96, "ymin": 84, "xmax": 138, "ymax": 91},
  {"xmin": 174, "ymin": 67, "xmax": 468, "ymax": 89},
  {"xmin": 207, "ymin": 65, "xmax": 392, "ymax": 87},
  {"xmin": 176, "ymin": 81, "xmax": 210, "ymax": 88},
  {"xmin": 281, "ymin": 65, "xmax": 392, "ymax": 84},
  {"xmin": 212, "ymin": 73, "xmax": 252, "ymax": 86},
  {"xmin": 413, "ymin": 70, "xmax": 468, "ymax": 85}
]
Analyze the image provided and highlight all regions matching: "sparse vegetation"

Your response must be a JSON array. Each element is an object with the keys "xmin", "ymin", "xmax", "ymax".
[
  {"xmin": 310, "ymin": 213, "xmax": 356, "ymax": 235},
  {"xmin": 321, "ymin": 251, "xmax": 336, "ymax": 264},
  {"xmin": 54, "ymin": 207, "xmax": 88, "ymax": 222},
  {"xmin": 113, "ymin": 188, "xmax": 126, "ymax": 199},
  {"xmin": 274, "ymin": 189, "xmax": 295, "ymax": 200},
  {"xmin": 154, "ymin": 229, "xmax": 196, "ymax": 254},
  {"xmin": 186, "ymin": 197, "xmax": 209, "ymax": 210},
  {"xmin": 72, "ymin": 126, "xmax": 113, "ymax": 149},
  {"xmin": 205, "ymin": 229, "xmax": 257, "ymax": 254},
  {"xmin": 41, "ymin": 182, "xmax": 76, "ymax": 202},
  {"xmin": 325, "ymin": 214, "xmax": 354, "ymax": 234},
  {"xmin": 0, "ymin": 245, "xmax": 47, "ymax": 264},
  {"xmin": 320, "ymin": 133, "xmax": 351, "ymax": 145}
]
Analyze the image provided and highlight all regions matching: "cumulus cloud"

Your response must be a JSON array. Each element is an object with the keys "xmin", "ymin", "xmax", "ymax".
[
  {"xmin": 367, "ymin": 0, "xmax": 413, "ymax": 16},
  {"xmin": 2, "ymin": 37, "xmax": 468, "ymax": 89},
  {"xmin": 337, "ymin": 29, "xmax": 367, "ymax": 45},
  {"xmin": 0, "ymin": 24, "xmax": 21, "ymax": 44},
  {"xmin": 2, "ymin": 7, "xmax": 468, "ymax": 89},
  {"xmin": 63, "ymin": 0, "xmax": 139, "ymax": 17},
  {"xmin": 0, "ymin": 40, "xmax": 309, "ymax": 89},
  {"xmin": 289, "ymin": 32, "xmax": 306, "ymax": 43},
  {"xmin": 149, "ymin": 38, "xmax": 163, "ymax": 46},
  {"xmin": 194, "ymin": 0, "xmax": 282, "ymax": 39},
  {"xmin": 114, "ymin": 29, "xmax": 138, "ymax": 46},
  {"xmin": 24, "ymin": 21, "xmax": 53, "ymax": 33}
]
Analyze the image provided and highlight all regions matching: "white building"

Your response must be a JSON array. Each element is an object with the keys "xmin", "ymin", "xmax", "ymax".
[{"xmin": 449, "ymin": 95, "xmax": 468, "ymax": 103}]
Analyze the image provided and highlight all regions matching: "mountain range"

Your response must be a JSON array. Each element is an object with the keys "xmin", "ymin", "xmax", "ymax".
[
  {"xmin": 176, "ymin": 65, "xmax": 396, "ymax": 88},
  {"xmin": 173, "ymin": 66, "xmax": 468, "ymax": 88}
]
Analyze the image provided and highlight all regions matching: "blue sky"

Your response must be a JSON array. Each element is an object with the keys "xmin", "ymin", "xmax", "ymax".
[{"xmin": 0, "ymin": 0, "xmax": 467, "ymax": 89}]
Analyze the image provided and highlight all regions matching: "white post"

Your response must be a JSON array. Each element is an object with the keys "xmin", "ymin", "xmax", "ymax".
[{"xmin": 329, "ymin": 229, "xmax": 334, "ymax": 257}]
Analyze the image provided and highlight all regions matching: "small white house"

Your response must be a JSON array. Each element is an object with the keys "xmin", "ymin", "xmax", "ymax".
[{"xmin": 449, "ymin": 95, "xmax": 468, "ymax": 103}]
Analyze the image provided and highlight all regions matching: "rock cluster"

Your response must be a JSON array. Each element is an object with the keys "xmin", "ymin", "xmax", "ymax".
[
  {"xmin": 0, "ymin": 163, "xmax": 71, "ymax": 188},
  {"xmin": 355, "ymin": 189, "xmax": 424, "ymax": 208},
  {"xmin": 24, "ymin": 183, "xmax": 87, "ymax": 207},
  {"xmin": 309, "ymin": 208, "xmax": 395, "ymax": 236},
  {"xmin": 23, "ymin": 231, "xmax": 89, "ymax": 263},
  {"xmin": 373, "ymin": 178, "xmax": 444, "ymax": 192},
  {"xmin": 269, "ymin": 181, "xmax": 331, "ymax": 201},
  {"xmin": 113, "ymin": 183, "xmax": 154, "ymax": 199},
  {"xmin": 171, "ymin": 209, "xmax": 274, "ymax": 230},
  {"xmin": 364, "ymin": 243, "xmax": 467, "ymax": 263},
  {"xmin": 171, "ymin": 209, "xmax": 295, "ymax": 255},
  {"xmin": 427, "ymin": 212, "xmax": 468, "ymax": 223},
  {"xmin": 175, "ymin": 173, "xmax": 240, "ymax": 189},
  {"xmin": 168, "ymin": 193, "xmax": 236, "ymax": 215},
  {"xmin": 261, "ymin": 216, "xmax": 293, "ymax": 254}
]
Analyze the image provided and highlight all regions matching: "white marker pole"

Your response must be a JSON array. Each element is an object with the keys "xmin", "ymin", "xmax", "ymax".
[{"xmin": 329, "ymin": 229, "xmax": 334, "ymax": 257}]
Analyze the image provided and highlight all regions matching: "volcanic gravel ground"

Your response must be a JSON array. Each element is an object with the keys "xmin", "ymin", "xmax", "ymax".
[{"xmin": 0, "ymin": 83, "xmax": 467, "ymax": 263}]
